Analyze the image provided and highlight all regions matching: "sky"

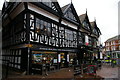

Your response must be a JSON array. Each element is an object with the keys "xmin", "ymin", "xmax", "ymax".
[{"xmin": 0, "ymin": 0, "xmax": 119, "ymax": 45}]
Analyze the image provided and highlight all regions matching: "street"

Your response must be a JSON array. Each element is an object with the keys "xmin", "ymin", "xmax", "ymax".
[
  {"xmin": 96, "ymin": 63, "xmax": 119, "ymax": 78},
  {"xmin": 2, "ymin": 63, "xmax": 120, "ymax": 80}
]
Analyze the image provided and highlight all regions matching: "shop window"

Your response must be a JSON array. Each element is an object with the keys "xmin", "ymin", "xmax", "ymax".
[
  {"xmin": 32, "ymin": 54, "xmax": 42, "ymax": 64},
  {"xmin": 32, "ymin": 51, "xmax": 57, "ymax": 66}
]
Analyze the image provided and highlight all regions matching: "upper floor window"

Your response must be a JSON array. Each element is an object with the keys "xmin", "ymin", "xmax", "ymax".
[
  {"xmin": 65, "ymin": 29, "xmax": 73, "ymax": 41},
  {"xmin": 119, "ymin": 45, "xmax": 120, "ymax": 50},
  {"xmin": 88, "ymin": 36, "xmax": 92, "ymax": 45},
  {"xmin": 78, "ymin": 32, "xmax": 83, "ymax": 44},
  {"xmin": 36, "ymin": 18, "xmax": 51, "ymax": 36},
  {"xmin": 119, "ymin": 40, "xmax": 120, "ymax": 44},
  {"xmin": 83, "ymin": 21, "xmax": 90, "ymax": 30},
  {"xmin": 93, "ymin": 28, "xmax": 98, "ymax": 35}
]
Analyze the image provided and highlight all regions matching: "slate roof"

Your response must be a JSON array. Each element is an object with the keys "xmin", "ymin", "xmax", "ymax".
[
  {"xmin": 79, "ymin": 14, "xmax": 86, "ymax": 23},
  {"xmin": 61, "ymin": 3, "xmax": 71, "ymax": 13},
  {"xmin": 90, "ymin": 22, "xmax": 95, "ymax": 29},
  {"xmin": 105, "ymin": 35, "xmax": 120, "ymax": 42}
]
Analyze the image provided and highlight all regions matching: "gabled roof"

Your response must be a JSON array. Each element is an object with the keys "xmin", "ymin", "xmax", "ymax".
[
  {"xmin": 79, "ymin": 14, "xmax": 86, "ymax": 23},
  {"xmin": 79, "ymin": 11, "xmax": 92, "ymax": 32},
  {"xmin": 90, "ymin": 22, "xmax": 95, "ymax": 28},
  {"xmin": 30, "ymin": 1, "xmax": 62, "ymax": 16},
  {"xmin": 90, "ymin": 21, "xmax": 102, "ymax": 36},
  {"xmin": 52, "ymin": 1, "xmax": 63, "ymax": 15},
  {"xmin": 105, "ymin": 35, "xmax": 120, "ymax": 42},
  {"xmin": 61, "ymin": 3, "xmax": 80, "ymax": 24},
  {"xmin": 61, "ymin": 3, "xmax": 71, "ymax": 13}
]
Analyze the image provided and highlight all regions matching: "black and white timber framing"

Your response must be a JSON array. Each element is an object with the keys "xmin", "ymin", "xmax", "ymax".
[{"xmin": 2, "ymin": 1, "xmax": 101, "ymax": 74}]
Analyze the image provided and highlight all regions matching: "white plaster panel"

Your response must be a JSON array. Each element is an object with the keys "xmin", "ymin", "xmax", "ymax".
[
  {"xmin": 61, "ymin": 20, "xmax": 77, "ymax": 30},
  {"xmin": 28, "ymin": 3, "xmax": 59, "ymax": 22}
]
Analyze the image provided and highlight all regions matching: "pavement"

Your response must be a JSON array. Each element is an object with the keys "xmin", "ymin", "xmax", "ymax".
[
  {"xmin": 2, "ymin": 63, "xmax": 120, "ymax": 80},
  {"xmin": 3, "ymin": 67, "xmax": 102, "ymax": 80},
  {"xmin": 96, "ymin": 63, "xmax": 120, "ymax": 79}
]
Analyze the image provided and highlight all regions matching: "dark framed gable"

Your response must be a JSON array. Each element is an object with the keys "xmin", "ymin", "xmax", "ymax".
[
  {"xmin": 90, "ymin": 21, "xmax": 101, "ymax": 37},
  {"xmin": 62, "ymin": 3, "xmax": 80, "ymax": 24},
  {"xmin": 64, "ymin": 7, "xmax": 77, "ymax": 22},
  {"xmin": 30, "ymin": 1, "xmax": 62, "ymax": 17},
  {"xmin": 79, "ymin": 11, "xmax": 91, "ymax": 32}
]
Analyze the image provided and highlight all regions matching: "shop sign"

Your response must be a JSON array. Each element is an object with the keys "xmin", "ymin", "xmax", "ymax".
[
  {"xmin": 39, "ymin": 48, "xmax": 76, "ymax": 52},
  {"xmin": 39, "ymin": 48, "xmax": 57, "ymax": 51}
]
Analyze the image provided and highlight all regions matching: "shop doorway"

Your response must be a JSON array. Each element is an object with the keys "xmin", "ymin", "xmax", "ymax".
[{"xmin": 59, "ymin": 52, "xmax": 77, "ymax": 68}]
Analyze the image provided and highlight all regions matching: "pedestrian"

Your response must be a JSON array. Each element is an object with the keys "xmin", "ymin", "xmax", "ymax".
[{"xmin": 111, "ymin": 59, "xmax": 116, "ymax": 68}]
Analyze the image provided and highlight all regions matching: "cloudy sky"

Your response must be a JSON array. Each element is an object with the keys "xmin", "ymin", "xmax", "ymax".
[{"xmin": 0, "ymin": 0, "xmax": 119, "ymax": 45}]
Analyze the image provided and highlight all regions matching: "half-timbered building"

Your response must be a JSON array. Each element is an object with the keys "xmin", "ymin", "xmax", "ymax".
[
  {"xmin": 2, "ymin": 1, "xmax": 101, "ymax": 75},
  {"xmin": 79, "ymin": 11, "xmax": 93, "ymax": 64}
]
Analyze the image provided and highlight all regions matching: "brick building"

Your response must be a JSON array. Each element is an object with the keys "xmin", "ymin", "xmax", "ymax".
[{"xmin": 105, "ymin": 35, "xmax": 120, "ymax": 64}]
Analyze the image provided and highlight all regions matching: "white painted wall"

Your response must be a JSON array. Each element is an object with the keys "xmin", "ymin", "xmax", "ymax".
[
  {"xmin": 28, "ymin": 3, "xmax": 59, "ymax": 22},
  {"xmin": 61, "ymin": 20, "xmax": 77, "ymax": 30}
]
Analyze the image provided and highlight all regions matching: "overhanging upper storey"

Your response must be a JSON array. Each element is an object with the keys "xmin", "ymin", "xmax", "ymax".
[
  {"xmin": 30, "ymin": 0, "xmax": 62, "ymax": 17},
  {"xmin": 2, "ymin": 2, "xmax": 23, "ymax": 27},
  {"xmin": 27, "ymin": 1, "xmax": 62, "ymax": 23}
]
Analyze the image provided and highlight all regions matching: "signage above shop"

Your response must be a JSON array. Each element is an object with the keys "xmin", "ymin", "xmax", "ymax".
[{"xmin": 38, "ymin": 47, "xmax": 77, "ymax": 52}]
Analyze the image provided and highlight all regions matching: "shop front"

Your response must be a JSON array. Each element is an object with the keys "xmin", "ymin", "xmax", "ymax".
[
  {"xmin": 31, "ymin": 50, "xmax": 58, "ymax": 74},
  {"xmin": 30, "ymin": 47, "xmax": 78, "ymax": 74}
]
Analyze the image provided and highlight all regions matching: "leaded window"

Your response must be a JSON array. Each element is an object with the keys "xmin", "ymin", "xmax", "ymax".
[
  {"xmin": 78, "ymin": 32, "xmax": 83, "ymax": 44},
  {"xmin": 83, "ymin": 21, "xmax": 90, "ymax": 30},
  {"xmin": 59, "ymin": 27, "xmax": 65, "ymax": 47},
  {"xmin": 93, "ymin": 28, "xmax": 98, "ymax": 35},
  {"xmin": 88, "ymin": 36, "xmax": 92, "ymax": 46},
  {"xmin": 36, "ymin": 18, "xmax": 51, "ymax": 36}
]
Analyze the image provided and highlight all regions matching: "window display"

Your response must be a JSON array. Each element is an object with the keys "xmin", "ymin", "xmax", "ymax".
[
  {"xmin": 32, "ymin": 54, "xmax": 42, "ymax": 64},
  {"xmin": 32, "ymin": 51, "xmax": 57, "ymax": 65}
]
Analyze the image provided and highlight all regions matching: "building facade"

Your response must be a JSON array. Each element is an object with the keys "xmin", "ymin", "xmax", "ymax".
[
  {"xmin": 2, "ymin": 1, "xmax": 101, "ymax": 74},
  {"xmin": 105, "ymin": 35, "xmax": 120, "ymax": 64}
]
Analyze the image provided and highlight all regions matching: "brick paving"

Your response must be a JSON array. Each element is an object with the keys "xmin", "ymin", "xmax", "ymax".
[
  {"xmin": 96, "ymin": 63, "xmax": 119, "ymax": 78},
  {"xmin": 5, "ymin": 67, "xmax": 102, "ymax": 80}
]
